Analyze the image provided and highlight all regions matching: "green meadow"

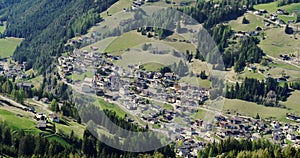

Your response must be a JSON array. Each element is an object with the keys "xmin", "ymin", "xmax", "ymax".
[{"xmin": 0, "ymin": 37, "xmax": 23, "ymax": 58}]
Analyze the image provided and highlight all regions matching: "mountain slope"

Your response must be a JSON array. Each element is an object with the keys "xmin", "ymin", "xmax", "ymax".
[{"xmin": 0, "ymin": 0, "xmax": 117, "ymax": 72}]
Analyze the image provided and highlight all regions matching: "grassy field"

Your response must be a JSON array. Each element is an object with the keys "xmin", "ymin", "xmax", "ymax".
[
  {"xmin": 254, "ymin": 2, "xmax": 280, "ymax": 13},
  {"xmin": 105, "ymin": 31, "xmax": 152, "ymax": 53},
  {"xmin": 26, "ymin": 75, "xmax": 43, "ymax": 89},
  {"xmin": 278, "ymin": 14, "xmax": 297, "ymax": 24},
  {"xmin": 161, "ymin": 40, "xmax": 196, "ymax": 54},
  {"xmin": 47, "ymin": 135, "xmax": 72, "ymax": 147},
  {"xmin": 104, "ymin": 31, "xmax": 196, "ymax": 55},
  {"xmin": 100, "ymin": 0, "xmax": 132, "ymax": 18},
  {"xmin": 268, "ymin": 62, "xmax": 300, "ymax": 80},
  {"xmin": 81, "ymin": 37, "xmax": 117, "ymax": 52},
  {"xmin": 259, "ymin": 27, "xmax": 300, "ymax": 57},
  {"xmin": 56, "ymin": 121, "xmax": 85, "ymax": 138},
  {"xmin": 94, "ymin": 98, "xmax": 127, "ymax": 118},
  {"xmin": 0, "ymin": 22, "xmax": 6, "ymax": 33},
  {"xmin": 0, "ymin": 108, "xmax": 41, "ymax": 134},
  {"xmin": 241, "ymin": 68, "xmax": 265, "ymax": 80},
  {"xmin": 0, "ymin": 37, "xmax": 23, "ymax": 58},
  {"xmin": 194, "ymin": 109, "xmax": 215, "ymax": 121},
  {"xmin": 223, "ymin": 90, "xmax": 300, "ymax": 122},
  {"xmin": 254, "ymin": 2, "xmax": 300, "ymax": 14},
  {"xmin": 280, "ymin": 91, "xmax": 300, "ymax": 113},
  {"xmin": 162, "ymin": 103, "xmax": 174, "ymax": 110},
  {"xmin": 253, "ymin": 2, "xmax": 300, "ymax": 24},
  {"xmin": 142, "ymin": 62, "xmax": 165, "ymax": 72},
  {"xmin": 67, "ymin": 71, "xmax": 94, "ymax": 81},
  {"xmin": 223, "ymin": 99, "xmax": 289, "ymax": 121},
  {"xmin": 116, "ymin": 49, "xmax": 181, "ymax": 67},
  {"xmin": 180, "ymin": 76, "xmax": 211, "ymax": 88},
  {"xmin": 229, "ymin": 13, "xmax": 264, "ymax": 32}
]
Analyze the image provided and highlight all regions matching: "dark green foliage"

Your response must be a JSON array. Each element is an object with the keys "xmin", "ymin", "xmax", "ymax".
[
  {"xmin": 160, "ymin": 66, "xmax": 172, "ymax": 75},
  {"xmin": 0, "ymin": 115, "xmax": 175, "ymax": 157},
  {"xmin": 186, "ymin": 50, "xmax": 193, "ymax": 62},
  {"xmin": 200, "ymin": 70, "xmax": 208, "ymax": 80},
  {"xmin": 1, "ymin": 0, "xmax": 117, "ymax": 72},
  {"xmin": 277, "ymin": 0, "xmax": 300, "ymax": 7},
  {"xmin": 206, "ymin": 24, "xmax": 264, "ymax": 72},
  {"xmin": 199, "ymin": 137, "xmax": 300, "ymax": 158},
  {"xmin": 211, "ymin": 24, "xmax": 232, "ymax": 52},
  {"xmin": 171, "ymin": 60, "xmax": 189, "ymax": 77},
  {"xmin": 242, "ymin": 16, "xmax": 249, "ymax": 24},
  {"xmin": 285, "ymin": 24, "xmax": 294, "ymax": 34},
  {"xmin": 225, "ymin": 77, "xmax": 290, "ymax": 106},
  {"xmin": 290, "ymin": 81, "xmax": 300, "ymax": 90},
  {"xmin": 296, "ymin": 12, "xmax": 300, "ymax": 23},
  {"xmin": 178, "ymin": 0, "xmax": 274, "ymax": 29}
]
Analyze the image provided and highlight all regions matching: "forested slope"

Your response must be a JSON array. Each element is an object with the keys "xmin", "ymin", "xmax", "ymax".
[{"xmin": 0, "ymin": 0, "xmax": 117, "ymax": 72}]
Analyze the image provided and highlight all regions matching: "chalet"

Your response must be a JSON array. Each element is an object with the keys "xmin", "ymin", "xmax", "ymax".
[
  {"xmin": 259, "ymin": 9, "xmax": 268, "ymax": 13},
  {"xmin": 229, "ymin": 117, "xmax": 243, "ymax": 124},
  {"xmin": 49, "ymin": 113, "xmax": 60, "ymax": 123},
  {"xmin": 275, "ymin": 19, "xmax": 285, "ymax": 25},
  {"xmin": 279, "ymin": 54, "xmax": 290, "ymax": 60},
  {"xmin": 249, "ymin": 31, "xmax": 259, "ymax": 36},
  {"xmin": 254, "ymin": 10, "xmax": 262, "ymax": 15},
  {"xmin": 276, "ymin": 9, "xmax": 285, "ymax": 15},
  {"xmin": 35, "ymin": 113, "xmax": 47, "ymax": 121},
  {"xmin": 258, "ymin": 68, "xmax": 265, "ymax": 73},
  {"xmin": 96, "ymin": 89, "xmax": 105, "ymax": 96},
  {"xmin": 167, "ymin": 96, "xmax": 176, "ymax": 103},
  {"xmin": 286, "ymin": 114, "xmax": 300, "ymax": 122},
  {"xmin": 40, "ymin": 97, "xmax": 49, "ymax": 103},
  {"xmin": 37, "ymin": 120, "xmax": 47, "ymax": 129},
  {"xmin": 91, "ymin": 46, "xmax": 99, "ymax": 51},
  {"xmin": 288, "ymin": 20, "xmax": 295, "ymax": 24},
  {"xmin": 33, "ymin": 96, "xmax": 39, "ymax": 101}
]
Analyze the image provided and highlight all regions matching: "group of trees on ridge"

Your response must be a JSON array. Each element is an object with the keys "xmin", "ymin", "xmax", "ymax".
[
  {"xmin": 0, "ymin": 123, "xmax": 174, "ymax": 157},
  {"xmin": 199, "ymin": 137, "xmax": 300, "ymax": 158}
]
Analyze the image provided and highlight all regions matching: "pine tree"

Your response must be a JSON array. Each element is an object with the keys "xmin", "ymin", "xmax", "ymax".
[{"xmin": 3, "ymin": 128, "xmax": 12, "ymax": 146}]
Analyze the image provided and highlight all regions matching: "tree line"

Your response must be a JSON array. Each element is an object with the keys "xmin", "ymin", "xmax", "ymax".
[
  {"xmin": 277, "ymin": 0, "xmax": 300, "ymax": 7},
  {"xmin": 198, "ymin": 137, "xmax": 300, "ymax": 158},
  {"xmin": 225, "ymin": 77, "xmax": 290, "ymax": 106},
  {"xmin": 178, "ymin": 0, "xmax": 275, "ymax": 29},
  {"xmin": 0, "ymin": 123, "xmax": 174, "ymax": 157},
  {"xmin": 198, "ymin": 24, "xmax": 265, "ymax": 72}
]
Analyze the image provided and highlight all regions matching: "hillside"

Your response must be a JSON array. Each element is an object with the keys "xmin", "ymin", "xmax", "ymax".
[{"xmin": 0, "ymin": 0, "xmax": 117, "ymax": 72}]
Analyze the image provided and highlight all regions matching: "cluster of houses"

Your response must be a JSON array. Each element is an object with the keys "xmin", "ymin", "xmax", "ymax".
[
  {"xmin": 279, "ymin": 53, "xmax": 300, "ymax": 64},
  {"xmin": 254, "ymin": 8, "xmax": 299, "ymax": 25},
  {"xmin": 123, "ymin": 0, "xmax": 159, "ymax": 12},
  {"xmin": 58, "ymin": 48, "xmax": 213, "ymax": 155},
  {"xmin": 58, "ymin": 55, "xmax": 75, "ymax": 77},
  {"xmin": 214, "ymin": 114, "xmax": 300, "ymax": 148},
  {"xmin": 0, "ymin": 60, "xmax": 28, "ymax": 80},
  {"xmin": 215, "ymin": 115, "xmax": 267, "ymax": 140},
  {"xmin": 234, "ymin": 28, "xmax": 262, "ymax": 38},
  {"xmin": 58, "ymin": 46, "xmax": 300, "ymax": 156},
  {"xmin": 35, "ymin": 112, "xmax": 61, "ymax": 129},
  {"xmin": 286, "ymin": 113, "xmax": 300, "ymax": 122}
]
